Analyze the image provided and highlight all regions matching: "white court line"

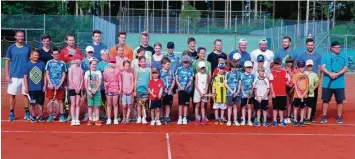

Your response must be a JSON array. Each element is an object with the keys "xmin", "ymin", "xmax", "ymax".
[
  {"xmin": 1, "ymin": 130, "xmax": 355, "ymax": 137},
  {"xmin": 166, "ymin": 133, "xmax": 172, "ymax": 159}
]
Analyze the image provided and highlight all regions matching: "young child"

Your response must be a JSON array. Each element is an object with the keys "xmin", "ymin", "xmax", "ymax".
[
  {"xmin": 24, "ymin": 48, "xmax": 46, "ymax": 122},
  {"xmin": 284, "ymin": 58, "xmax": 297, "ymax": 124},
  {"xmin": 134, "ymin": 56, "xmax": 151, "ymax": 124},
  {"xmin": 45, "ymin": 47, "xmax": 67, "ymax": 122},
  {"xmin": 193, "ymin": 61, "xmax": 209, "ymax": 125},
  {"xmin": 97, "ymin": 49, "xmax": 110, "ymax": 112},
  {"xmin": 253, "ymin": 67, "xmax": 270, "ymax": 127},
  {"xmin": 212, "ymin": 55, "xmax": 229, "ymax": 77},
  {"xmin": 121, "ymin": 60, "xmax": 134, "ymax": 124},
  {"xmin": 231, "ymin": 53, "xmax": 243, "ymax": 72},
  {"xmin": 212, "ymin": 62, "xmax": 227, "ymax": 125},
  {"xmin": 240, "ymin": 61, "xmax": 255, "ymax": 126},
  {"xmin": 84, "ymin": 57, "xmax": 103, "ymax": 126},
  {"xmin": 270, "ymin": 58, "xmax": 288, "ymax": 127},
  {"xmin": 115, "ymin": 45, "xmax": 129, "ymax": 71},
  {"xmin": 148, "ymin": 68, "xmax": 164, "ymax": 126},
  {"xmin": 253, "ymin": 54, "xmax": 271, "ymax": 79},
  {"xmin": 103, "ymin": 57, "xmax": 121, "ymax": 125},
  {"xmin": 64, "ymin": 49, "xmax": 76, "ymax": 121},
  {"xmin": 160, "ymin": 57, "xmax": 175, "ymax": 124},
  {"xmin": 132, "ymin": 47, "xmax": 151, "ymax": 74},
  {"xmin": 175, "ymin": 55, "xmax": 194, "ymax": 125},
  {"xmin": 80, "ymin": 46, "xmax": 95, "ymax": 122},
  {"xmin": 224, "ymin": 62, "xmax": 241, "ymax": 126},
  {"xmin": 68, "ymin": 54, "xmax": 84, "ymax": 126},
  {"xmin": 305, "ymin": 59, "xmax": 319, "ymax": 125},
  {"xmin": 292, "ymin": 60, "xmax": 308, "ymax": 127}
]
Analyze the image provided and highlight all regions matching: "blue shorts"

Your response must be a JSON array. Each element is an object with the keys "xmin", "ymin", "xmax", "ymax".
[
  {"xmin": 149, "ymin": 100, "xmax": 162, "ymax": 109},
  {"xmin": 227, "ymin": 96, "xmax": 241, "ymax": 106},
  {"xmin": 321, "ymin": 88, "xmax": 345, "ymax": 104},
  {"xmin": 122, "ymin": 94, "xmax": 132, "ymax": 105}
]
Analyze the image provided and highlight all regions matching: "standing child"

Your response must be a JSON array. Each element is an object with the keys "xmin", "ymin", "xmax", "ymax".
[
  {"xmin": 175, "ymin": 55, "xmax": 194, "ymax": 125},
  {"xmin": 84, "ymin": 57, "xmax": 103, "ymax": 126},
  {"xmin": 68, "ymin": 54, "xmax": 84, "ymax": 126},
  {"xmin": 253, "ymin": 67, "xmax": 270, "ymax": 127},
  {"xmin": 80, "ymin": 46, "xmax": 95, "ymax": 122},
  {"xmin": 160, "ymin": 57, "xmax": 175, "ymax": 124},
  {"xmin": 116, "ymin": 45, "xmax": 129, "ymax": 71},
  {"xmin": 305, "ymin": 60, "xmax": 319, "ymax": 125},
  {"xmin": 292, "ymin": 60, "xmax": 308, "ymax": 127},
  {"xmin": 212, "ymin": 62, "xmax": 227, "ymax": 125},
  {"xmin": 240, "ymin": 61, "xmax": 255, "ymax": 126},
  {"xmin": 193, "ymin": 61, "xmax": 209, "ymax": 125},
  {"xmin": 24, "ymin": 48, "xmax": 46, "ymax": 122},
  {"xmin": 121, "ymin": 60, "xmax": 134, "ymax": 124},
  {"xmin": 134, "ymin": 56, "xmax": 150, "ymax": 124},
  {"xmin": 148, "ymin": 68, "xmax": 164, "ymax": 126},
  {"xmin": 45, "ymin": 47, "xmax": 67, "ymax": 122},
  {"xmin": 224, "ymin": 62, "xmax": 241, "ymax": 126},
  {"xmin": 284, "ymin": 58, "xmax": 297, "ymax": 123},
  {"xmin": 103, "ymin": 58, "xmax": 121, "ymax": 125},
  {"xmin": 97, "ymin": 49, "xmax": 110, "ymax": 119}
]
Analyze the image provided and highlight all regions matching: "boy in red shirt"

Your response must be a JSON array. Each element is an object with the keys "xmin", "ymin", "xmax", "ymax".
[
  {"xmin": 148, "ymin": 68, "xmax": 164, "ymax": 126},
  {"xmin": 270, "ymin": 58, "xmax": 289, "ymax": 127}
]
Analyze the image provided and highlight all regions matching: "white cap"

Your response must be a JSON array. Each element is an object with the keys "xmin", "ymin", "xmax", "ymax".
[
  {"xmin": 258, "ymin": 38, "xmax": 268, "ymax": 44},
  {"xmin": 244, "ymin": 61, "xmax": 253, "ymax": 67},
  {"xmin": 239, "ymin": 38, "xmax": 247, "ymax": 44},
  {"xmin": 233, "ymin": 53, "xmax": 241, "ymax": 60},
  {"xmin": 306, "ymin": 59, "xmax": 314, "ymax": 66},
  {"xmin": 198, "ymin": 61, "xmax": 206, "ymax": 68},
  {"xmin": 86, "ymin": 46, "xmax": 94, "ymax": 53},
  {"xmin": 89, "ymin": 57, "xmax": 99, "ymax": 63}
]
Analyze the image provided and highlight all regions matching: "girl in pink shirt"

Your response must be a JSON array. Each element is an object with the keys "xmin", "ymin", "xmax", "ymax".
[
  {"xmin": 104, "ymin": 58, "xmax": 121, "ymax": 125},
  {"xmin": 120, "ymin": 60, "xmax": 134, "ymax": 124},
  {"xmin": 68, "ymin": 56, "xmax": 84, "ymax": 126}
]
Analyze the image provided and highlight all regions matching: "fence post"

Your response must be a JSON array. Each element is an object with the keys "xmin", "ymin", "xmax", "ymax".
[
  {"xmin": 25, "ymin": 29, "xmax": 28, "ymax": 44},
  {"xmin": 139, "ymin": 16, "xmax": 141, "ymax": 33},
  {"xmin": 43, "ymin": 14, "xmax": 46, "ymax": 34},
  {"xmin": 207, "ymin": 15, "xmax": 209, "ymax": 34},
  {"xmin": 235, "ymin": 17, "xmax": 237, "ymax": 33},
  {"xmin": 263, "ymin": 15, "xmax": 266, "ymax": 35},
  {"xmin": 187, "ymin": 16, "xmax": 190, "ymax": 34}
]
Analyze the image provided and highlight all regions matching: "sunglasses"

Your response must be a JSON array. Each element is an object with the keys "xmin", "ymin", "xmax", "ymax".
[
  {"xmin": 152, "ymin": 72, "xmax": 158, "ymax": 74},
  {"xmin": 183, "ymin": 61, "xmax": 190, "ymax": 64},
  {"xmin": 87, "ymin": 51, "xmax": 94, "ymax": 54}
]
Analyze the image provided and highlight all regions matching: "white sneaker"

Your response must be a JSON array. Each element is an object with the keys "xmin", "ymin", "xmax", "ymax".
[
  {"xmin": 182, "ymin": 117, "xmax": 188, "ymax": 125},
  {"xmin": 226, "ymin": 121, "xmax": 232, "ymax": 126},
  {"xmin": 71, "ymin": 120, "xmax": 76, "ymax": 126},
  {"xmin": 113, "ymin": 119, "xmax": 119, "ymax": 125},
  {"xmin": 287, "ymin": 118, "xmax": 292, "ymax": 124},
  {"xmin": 142, "ymin": 118, "xmax": 148, "ymax": 124},
  {"xmin": 247, "ymin": 120, "xmax": 253, "ymax": 126},
  {"xmin": 150, "ymin": 120, "xmax": 156, "ymax": 126},
  {"xmin": 177, "ymin": 118, "xmax": 183, "ymax": 125},
  {"xmin": 76, "ymin": 120, "xmax": 80, "ymax": 126},
  {"xmin": 82, "ymin": 113, "xmax": 89, "ymax": 122},
  {"xmin": 106, "ymin": 119, "xmax": 112, "ymax": 125},
  {"xmin": 136, "ymin": 117, "xmax": 142, "ymax": 124},
  {"xmin": 156, "ymin": 120, "xmax": 162, "ymax": 126},
  {"xmin": 241, "ymin": 120, "xmax": 246, "ymax": 126},
  {"xmin": 234, "ymin": 121, "xmax": 240, "ymax": 126}
]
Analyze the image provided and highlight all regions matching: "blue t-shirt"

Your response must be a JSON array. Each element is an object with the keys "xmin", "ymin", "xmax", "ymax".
[
  {"xmin": 225, "ymin": 70, "xmax": 241, "ymax": 96},
  {"xmin": 160, "ymin": 69, "xmax": 175, "ymax": 96},
  {"xmin": 5, "ymin": 44, "xmax": 31, "ymax": 78},
  {"xmin": 321, "ymin": 52, "xmax": 349, "ymax": 89},
  {"xmin": 228, "ymin": 50, "xmax": 251, "ymax": 67},
  {"xmin": 275, "ymin": 48, "xmax": 298, "ymax": 68},
  {"xmin": 296, "ymin": 52, "xmax": 322, "ymax": 73},
  {"xmin": 164, "ymin": 53, "xmax": 180, "ymax": 74},
  {"xmin": 45, "ymin": 59, "xmax": 67, "ymax": 88},
  {"xmin": 25, "ymin": 61, "xmax": 45, "ymax": 91},
  {"xmin": 97, "ymin": 61, "xmax": 109, "ymax": 90},
  {"xmin": 175, "ymin": 66, "xmax": 194, "ymax": 92},
  {"xmin": 88, "ymin": 43, "xmax": 107, "ymax": 61},
  {"xmin": 81, "ymin": 57, "xmax": 91, "ymax": 73},
  {"xmin": 239, "ymin": 73, "xmax": 255, "ymax": 97}
]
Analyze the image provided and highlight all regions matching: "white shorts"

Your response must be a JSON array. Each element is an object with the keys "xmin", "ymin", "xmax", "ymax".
[
  {"xmin": 7, "ymin": 78, "xmax": 26, "ymax": 95},
  {"xmin": 193, "ymin": 91, "xmax": 208, "ymax": 103},
  {"xmin": 213, "ymin": 103, "xmax": 227, "ymax": 110}
]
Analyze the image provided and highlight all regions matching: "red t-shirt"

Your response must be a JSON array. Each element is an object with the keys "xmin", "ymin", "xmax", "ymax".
[
  {"xmin": 270, "ymin": 69, "xmax": 288, "ymax": 96},
  {"xmin": 212, "ymin": 67, "xmax": 229, "ymax": 76},
  {"xmin": 59, "ymin": 47, "xmax": 83, "ymax": 63},
  {"xmin": 148, "ymin": 79, "xmax": 164, "ymax": 100}
]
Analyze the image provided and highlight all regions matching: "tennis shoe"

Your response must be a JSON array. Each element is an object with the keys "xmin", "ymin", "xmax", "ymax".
[
  {"xmin": 136, "ymin": 117, "xmax": 142, "ymax": 124},
  {"xmin": 219, "ymin": 121, "xmax": 224, "ymax": 125},
  {"xmin": 336, "ymin": 116, "xmax": 343, "ymax": 124},
  {"xmin": 177, "ymin": 118, "xmax": 183, "ymax": 125},
  {"xmin": 233, "ymin": 121, "xmax": 240, "ymax": 126},
  {"xmin": 293, "ymin": 120, "xmax": 298, "ymax": 127},
  {"xmin": 75, "ymin": 120, "xmax": 80, "ymax": 126},
  {"xmin": 95, "ymin": 120, "xmax": 102, "ymax": 126},
  {"xmin": 30, "ymin": 116, "xmax": 37, "ymax": 123},
  {"xmin": 59, "ymin": 115, "xmax": 67, "ymax": 122},
  {"xmin": 156, "ymin": 120, "xmax": 162, "ymax": 126},
  {"xmin": 37, "ymin": 115, "xmax": 45, "ymax": 122},
  {"xmin": 150, "ymin": 120, "xmax": 156, "ymax": 126},
  {"xmin": 46, "ymin": 116, "xmax": 54, "ymax": 122},
  {"xmin": 113, "ymin": 119, "xmax": 119, "ymax": 125},
  {"xmin": 240, "ymin": 120, "xmax": 246, "ymax": 126},
  {"xmin": 226, "ymin": 121, "xmax": 232, "ymax": 126},
  {"xmin": 280, "ymin": 121, "xmax": 288, "ymax": 127},
  {"xmin": 66, "ymin": 115, "xmax": 72, "ymax": 121},
  {"xmin": 87, "ymin": 120, "xmax": 93, "ymax": 126},
  {"xmin": 300, "ymin": 121, "xmax": 305, "ymax": 127},
  {"xmin": 272, "ymin": 121, "xmax": 278, "ymax": 127},
  {"xmin": 82, "ymin": 113, "xmax": 89, "ymax": 122},
  {"xmin": 106, "ymin": 119, "xmax": 112, "ymax": 125},
  {"xmin": 9, "ymin": 112, "xmax": 15, "ymax": 121},
  {"xmin": 263, "ymin": 122, "xmax": 269, "ymax": 127},
  {"xmin": 71, "ymin": 120, "xmax": 76, "ymax": 126},
  {"xmin": 142, "ymin": 118, "xmax": 148, "ymax": 124},
  {"xmin": 182, "ymin": 117, "xmax": 188, "ymax": 125},
  {"xmin": 247, "ymin": 120, "xmax": 253, "ymax": 126},
  {"xmin": 201, "ymin": 119, "xmax": 208, "ymax": 125},
  {"xmin": 24, "ymin": 111, "xmax": 31, "ymax": 120},
  {"xmin": 254, "ymin": 121, "xmax": 261, "ymax": 127},
  {"xmin": 320, "ymin": 115, "xmax": 327, "ymax": 124}
]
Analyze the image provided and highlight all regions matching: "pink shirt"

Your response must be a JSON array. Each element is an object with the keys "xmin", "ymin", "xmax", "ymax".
[
  {"xmin": 68, "ymin": 65, "xmax": 83, "ymax": 90},
  {"xmin": 116, "ymin": 56, "xmax": 129, "ymax": 71},
  {"xmin": 104, "ymin": 67, "xmax": 121, "ymax": 93},
  {"xmin": 121, "ymin": 70, "xmax": 134, "ymax": 94}
]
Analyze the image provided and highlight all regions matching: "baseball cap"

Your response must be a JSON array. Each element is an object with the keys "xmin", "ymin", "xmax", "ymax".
[
  {"xmin": 217, "ymin": 62, "xmax": 226, "ymax": 68},
  {"xmin": 72, "ymin": 53, "xmax": 83, "ymax": 61},
  {"xmin": 89, "ymin": 57, "xmax": 99, "ymax": 63},
  {"xmin": 306, "ymin": 59, "xmax": 314, "ymax": 66},
  {"xmin": 297, "ymin": 60, "xmax": 306, "ymax": 68},
  {"xmin": 198, "ymin": 61, "xmax": 206, "ymax": 68},
  {"xmin": 273, "ymin": 57, "xmax": 282, "ymax": 65},
  {"xmin": 181, "ymin": 55, "xmax": 191, "ymax": 62},
  {"xmin": 233, "ymin": 53, "xmax": 241, "ymax": 60},
  {"xmin": 167, "ymin": 42, "xmax": 175, "ymax": 48},
  {"xmin": 257, "ymin": 54, "xmax": 265, "ymax": 62},
  {"xmin": 108, "ymin": 57, "xmax": 116, "ymax": 63},
  {"xmin": 151, "ymin": 67, "xmax": 160, "ymax": 73},
  {"xmin": 86, "ymin": 46, "xmax": 94, "ymax": 53},
  {"xmin": 244, "ymin": 61, "xmax": 253, "ymax": 67}
]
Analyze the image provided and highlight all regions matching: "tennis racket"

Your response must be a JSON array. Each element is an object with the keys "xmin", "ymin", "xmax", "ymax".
[
  {"xmin": 47, "ymin": 90, "xmax": 60, "ymax": 117},
  {"xmin": 27, "ymin": 94, "xmax": 43, "ymax": 120},
  {"xmin": 296, "ymin": 75, "xmax": 309, "ymax": 102},
  {"xmin": 137, "ymin": 86, "xmax": 149, "ymax": 119},
  {"xmin": 64, "ymin": 89, "xmax": 69, "ymax": 118},
  {"xmin": 254, "ymin": 78, "xmax": 268, "ymax": 103},
  {"xmin": 327, "ymin": 56, "xmax": 345, "ymax": 88},
  {"xmin": 204, "ymin": 93, "xmax": 216, "ymax": 97}
]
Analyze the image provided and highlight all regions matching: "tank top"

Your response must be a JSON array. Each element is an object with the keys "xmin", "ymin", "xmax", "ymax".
[
  {"xmin": 136, "ymin": 67, "xmax": 150, "ymax": 93},
  {"xmin": 151, "ymin": 54, "xmax": 162, "ymax": 70},
  {"xmin": 194, "ymin": 72, "xmax": 208, "ymax": 94}
]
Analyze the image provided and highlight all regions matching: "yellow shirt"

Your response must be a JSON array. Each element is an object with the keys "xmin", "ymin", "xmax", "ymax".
[{"xmin": 213, "ymin": 74, "xmax": 227, "ymax": 103}]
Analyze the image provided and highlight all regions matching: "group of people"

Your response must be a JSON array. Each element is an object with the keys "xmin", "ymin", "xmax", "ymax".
[{"xmin": 5, "ymin": 30, "xmax": 349, "ymax": 127}]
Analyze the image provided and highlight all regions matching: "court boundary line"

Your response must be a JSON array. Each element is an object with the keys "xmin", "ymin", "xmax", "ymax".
[
  {"xmin": 2, "ymin": 130, "xmax": 355, "ymax": 137},
  {"xmin": 166, "ymin": 133, "xmax": 172, "ymax": 159}
]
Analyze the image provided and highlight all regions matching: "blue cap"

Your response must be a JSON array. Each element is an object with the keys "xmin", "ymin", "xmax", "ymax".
[
  {"xmin": 218, "ymin": 62, "xmax": 226, "ymax": 68},
  {"xmin": 257, "ymin": 54, "xmax": 265, "ymax": 62},
  {"xmin": 297, "ymin": 60, "xmax": 306, "ymax": 67}
]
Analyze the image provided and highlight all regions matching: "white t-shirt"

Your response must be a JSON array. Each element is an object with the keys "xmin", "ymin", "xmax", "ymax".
[
  {"xmin": 253, "ymin": 77, "xmax": 270, "ymax": 100},
  {"xmin": 250, "ymin": 49, "xmax": 275, "ymax": 71},
  {"xmin": 84, "ymin": 70, "xmax": 102, "ymax": 91}
]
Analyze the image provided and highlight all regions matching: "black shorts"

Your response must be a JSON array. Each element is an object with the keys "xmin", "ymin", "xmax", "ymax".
[
  {"xmin": 241, "ymin": 98, "xmax": 253, "ymax": 107},
  {"xmin": 28, "ymin": 90, "xmax": 45, "ymax": 105},
  {"xmin": 68, "ymin": 89, "xmax": 81, "ymax": 96},
  {"xmin": 100, "ymin": 90, "xmax": 106, "ymax": 102},
  {"xmin": 178, "ymin": 91, "xmax": 191, "ymax": 106},
  {"xmin": 321, "ymin": 88, "xmax": 345, "ymax": 104},
  {"xmin": 162, "ymin": 95, "xmax": 173, "ymax": 106},
  {"xmin": 254, "ymin": 99, "xmax": 268, "ymax": 111},
  {"xmin": 307, "ymin": 97, "xmax": 316, "ymax": 108},
  {"xmin": 292, "ymin": 98, "xmax": 307, "ymax": 108},
  {"xmin": 272, "ymin": 96, "xmax": 287, "ymax": 110},
  {"xmin": 150, "ymin": 100, "xmax": 162, "ymax": 109}
]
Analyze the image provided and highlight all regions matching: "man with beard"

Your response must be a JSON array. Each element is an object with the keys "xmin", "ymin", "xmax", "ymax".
[
  {"xmin": 275, "ymin": 36, "xmax": 298, "ymax": 68},
  {"xmin": 133, "ymin": 31, "xmax": 155, "ymax": 61},
  {"xmin": 228, "ymin": 38, "xmax": 251, "ymax": 67},
  {"xmin": 250, "ymin": 39, "xmax": 275, "ymax": 71}
]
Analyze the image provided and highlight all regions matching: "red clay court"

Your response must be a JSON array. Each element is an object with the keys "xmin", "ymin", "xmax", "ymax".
[{"xmin": 1, "ymin": 73, "xmax": 355, "ymax": 159}]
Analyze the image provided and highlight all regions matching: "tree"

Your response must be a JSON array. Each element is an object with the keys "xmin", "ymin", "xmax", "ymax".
[{"xmin": 179, "ymin": 2, "xmax": 201, "ymax": 34}]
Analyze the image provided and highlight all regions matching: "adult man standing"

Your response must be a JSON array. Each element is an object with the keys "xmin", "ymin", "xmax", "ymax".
[
  {"xmin": 250, "ymin": 39, "xmax": 275, "ymax": 71},
  {"xmin": 275, "ymin": 36, "xmax": 298, "ymax": 68},
  {"xmin": 133, "ymin": 31, "xmax": 155, "ymax": 61},
  {"xmin": 109, "ymin": 31, "xmax": 133, "ymax": 60},
  {"xmin": 207, "ymin": 39, "xmax": 227, "ymax": 72},
  {"xmin": 39, "ymin": 34, "xmax": 53, "ymax": 64},
  {"xmin": 320, "ymin": 41, "xmax": 348, "ymax": 124},
  {"xmin": 88, "ymin": 30, "xmax": 107, "ymax": 61},
  {"xmin": 5, "ymin": 30, "xmax": 32, "ymax": 121},
  {"xmin": 228, "ymin": 38, "xmax": 251, "ymax": 67},
  {"xmin": 58, "ymin": 34, "xmax": 83, "ymax": 63}
]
